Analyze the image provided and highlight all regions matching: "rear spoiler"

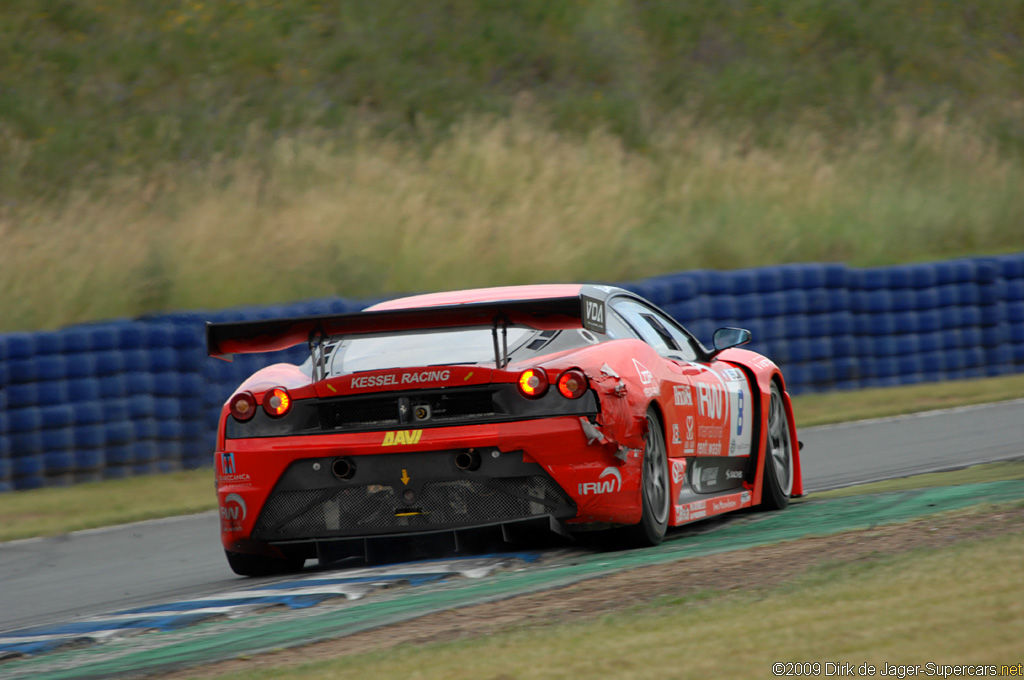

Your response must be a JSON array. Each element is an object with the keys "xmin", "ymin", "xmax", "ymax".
[{"xmin": 206, "ymin": 294, "xmax": 608, "ymax": 360}]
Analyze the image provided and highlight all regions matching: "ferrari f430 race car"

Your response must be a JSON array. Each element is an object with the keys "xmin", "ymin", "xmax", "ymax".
[{"xmin": 207, "ymin": 285, "xmax": 803, "ymax": 575}]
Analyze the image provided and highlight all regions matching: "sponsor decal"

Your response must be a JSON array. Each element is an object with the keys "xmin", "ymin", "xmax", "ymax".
[
  {"xmin": 723, "ymin": 368, "xmax": 745, "ymax": 382},
  {"xmin": 697, "ymin": 441, "xmax": 722, "ymax": 456},
  {"xmin": 643, "ymin": 386, "xmax": 659, "ymax": 398},
  {"xmin": 741, "ymin": 490, "xmax": 751, "ymax": 505},
  {"xmin": 712, "ymin": 497, "xmax": 739, "ymax": 513},
  {"xmin": 221, "ymin": 493, "xmax": 247, "ymax": 532},
  {"xmin": 632, "ymin": 359, "xmax": 653, "ymax": 385},
  {"xmin": 581, "ymin": 295, "xmax": 606, "ymax": 334},
  {"xmin": 351, "ymin": 370, "xmax": 451, "ymax": 389},
  {"xmin": 382, "ymin": 430, "xmax": 423, "ymax": 446},
  {"xmin": 671, "ymin": 459, "xmax": 687, "ymax": 484},
  {"xmin": 726, "ymin": 469, "xmax": 744, "ymax": 480},
  {"xmin": 577, "ymin": 466, "xmax": 623, "ymax": 496},
  {"xmin": 673, "ymin": 385, "xmax": 693, "ymax": 406},
  {"xmin": 697, "ymin": 382, "xmax": 726, "ymax": 419},
  {"xmin": 700, "ymin": 467, "xmax": 719, "ymax": 485},
  {"xmin": 684, "ymin": 499, "xmax": 707, "ymax": 520},
  {"xmin": 755, "ymin": 358, "xmax": 774, "ymax": 370},
  {"xmin": 672, "ymin": 423, "xmax": 682, "ymax": 445},
  {"xmin": 684, "ymin": 415, "xmax": 695, "ymax": 454},
  {"xmin": 698, "ymin": 424, "xmax": 723, "ymax": 439},
  {"xmin": 217, "ymin": 452, "xmax": 252, "ymax": 484}
]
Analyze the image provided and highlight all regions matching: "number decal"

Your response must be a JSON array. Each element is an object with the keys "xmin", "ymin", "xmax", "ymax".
[{"xmin": 737, "ymin": 390, "xmax": 744, "ymax": 435}]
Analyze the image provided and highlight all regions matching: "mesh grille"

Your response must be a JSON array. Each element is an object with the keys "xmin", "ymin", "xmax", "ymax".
[
  {"xmin": 252, "ymin": 475, "xmax": 572, "ymax": 540},
  {"xmin": 316, "ymin": 389, "xmax": 495, "ymax": 431},
  {"xmin": 427, "ymin": 392, "xmax": 495, "ymax": 421},
  {"xmin": 318, "ymin": 398, "xmax": 399, "ymax": 429}
]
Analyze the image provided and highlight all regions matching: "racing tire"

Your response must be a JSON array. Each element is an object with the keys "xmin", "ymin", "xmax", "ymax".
[
  {"xmin": 225, "ymin": 549, "xmax": 305, "ymax": 577},
  {"xmin": 760, "ymin": 381, "xmax": 794, "ymax": 511},
  {"xmin": 618, "ymin": 408, "xmax": 671, "ymax": 547}
]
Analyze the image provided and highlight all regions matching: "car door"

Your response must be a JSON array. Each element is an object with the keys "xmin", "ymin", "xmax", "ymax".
[
  {"xmin": 610, "ymin": 297, "xmax": 754, "ymax": 467},
  {"xmin": 607, "ymin": 298, "xmax": 700, "ymax": 460}
]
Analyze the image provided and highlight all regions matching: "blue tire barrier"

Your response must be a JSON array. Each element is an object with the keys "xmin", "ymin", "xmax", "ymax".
[
  {"xmin": 73, "ymin": 448, "xmax": 104, "ymax": 472},
  {"xmin": 43, "ymin": 450, "xmax": 75, "ymax": 478},
  {"xmin": 98, "ymin": 374, "xmax": 126, "ymax": 399},
  {"xmin": 3, "ymin": 254, "xmax": 1024, "ymax": 489},
  {"xmin": 12, "ymin": 454, "xmax": 44, "ymax": 477},
  {"xmin": 67, "ymin": 378, "xmax": 101, "ymax": 402},
  {"xmin": 131, "ymin": 419, "xmax": 158, "ymax": 441},
  {"xmin": 105, "ymin": 444, "xmax": 133, "ymax": 465},
  {"xmin": 131, "ymin": 440, "xmax": 158, "ymax": 463},
  {"xmin": 102, "ymin": 464, "xmax": 133, "ymax": 479},
  {"xmin": 122, "ymin": 349, "xmax": 151, "ymax": 373}
]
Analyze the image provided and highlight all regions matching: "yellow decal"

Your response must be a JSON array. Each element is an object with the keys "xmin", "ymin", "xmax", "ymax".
[
  {"xmin": 401, "ymin": 469, "xmax": 411, "ymax": 485},
  {"xmin": 382, "ymin": 430, "xmax": 423, "ymax": 446},
  {"xmin": 464, "ymin": 371, "xmax": 473, "ymax": 381},
  {"xmin": 327, "ymin": 383, "xmax": 337, "ymax": 393}
]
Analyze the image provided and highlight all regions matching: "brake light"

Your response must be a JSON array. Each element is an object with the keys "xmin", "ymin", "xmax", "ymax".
[
  {"xmin": 557, "ymin": 369, "xmax": 588, "ymax": 399},
  {"xmin": 263, "ymin": 387, "xmax": 292, "ymax": 417},
  {"xmin": 517, "ymin": 368, "xmax": 549, "ymax": 398},
  {"xmin": 229, "ymin": 391, "xmax": 257, "ymax": 422}
]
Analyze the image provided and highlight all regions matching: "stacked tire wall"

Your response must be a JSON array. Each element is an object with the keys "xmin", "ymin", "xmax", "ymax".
[{"xmin": 1, "ymin": 254, "xmax": 1023, "ymax": 492}]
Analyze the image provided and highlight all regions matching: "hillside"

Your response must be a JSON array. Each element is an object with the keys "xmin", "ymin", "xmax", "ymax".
[{"xmin": 1, "ymin": 1, "xmax": 1023, "ymax": 330}]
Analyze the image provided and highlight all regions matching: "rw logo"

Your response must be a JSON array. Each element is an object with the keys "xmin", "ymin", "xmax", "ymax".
[
  {"xmin": 382, "ymin": 430, "xmax": 423, "ymax": 446},
  {"xmin": 577, "ymin": 466, "xmax": 622, "ymax": 496},
  {"xmin": 697, "ymin": 383, "xmax": 726, "ymax": 420}
]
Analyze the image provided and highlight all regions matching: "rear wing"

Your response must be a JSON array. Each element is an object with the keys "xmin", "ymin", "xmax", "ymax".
[{"xmin": 205, "ymin": 294, "xmax": 608, "ymax": 362}]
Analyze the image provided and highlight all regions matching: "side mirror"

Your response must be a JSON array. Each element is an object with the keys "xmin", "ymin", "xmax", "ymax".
[{"xmin": 711, "ymin": 327, "xmax": 751, "ymax": 357}]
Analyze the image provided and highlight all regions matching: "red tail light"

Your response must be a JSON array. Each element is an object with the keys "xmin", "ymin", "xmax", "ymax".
[
  {"xmin": 517, "ymin": 368, "xmax": 549, "ymax": 398},
  {"xmin": 263, "ymin": 387, "xmax": 292, "ymax": 417},
  {"xmin": 557, "ymin": 369, "xmax": 588, "ymax": 399},
  {"xmin": 229, "ymin": 391, "xmax": 257, "ymax": 421}
]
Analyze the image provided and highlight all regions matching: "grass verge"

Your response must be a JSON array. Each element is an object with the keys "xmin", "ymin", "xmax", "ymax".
[
  {"xmin": 179, "ymin": 504, "xmax": 1024, "ymax": 680},
  {"xmin": 2, "ymin": 373, "xmax": 1022, "ymax": 542},
  {"xmin": 4, "ymin": 110, "xmax": 1024, "ymax": 332}
]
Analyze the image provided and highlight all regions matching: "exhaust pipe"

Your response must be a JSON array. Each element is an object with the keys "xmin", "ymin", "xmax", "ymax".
[
  {"xmin": 454, "ymin": 451, "xmax": 481, "ymax": 472},
  {"xmin": 331, "ymin": 457, "xmax": 356, "ymax": 480}
]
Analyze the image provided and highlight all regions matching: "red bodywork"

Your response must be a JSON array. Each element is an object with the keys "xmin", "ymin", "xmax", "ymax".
[{"xmin": 211, "ymin": 284, "xmax": 803, "ymax": 560}]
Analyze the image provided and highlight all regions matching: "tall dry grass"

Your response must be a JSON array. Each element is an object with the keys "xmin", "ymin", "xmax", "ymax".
[{"xmin": 2, "ymin": 111, "xmax": 1022, "ymax": 331}]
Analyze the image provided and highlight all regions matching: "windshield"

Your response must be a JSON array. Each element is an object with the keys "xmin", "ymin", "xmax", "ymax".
[{"xmin": 327, "ymin": 328, "xmax": 534, "ymax": 375}]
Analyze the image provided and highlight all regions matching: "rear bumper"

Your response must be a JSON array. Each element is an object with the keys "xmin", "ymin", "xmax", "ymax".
[{"xmin": 217, "ymin": 416, "xmax": 643, "ymax": 556}]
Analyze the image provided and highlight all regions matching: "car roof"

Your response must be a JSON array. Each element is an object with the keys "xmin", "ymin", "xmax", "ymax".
[{"xmin": 366, "ymin": 284, "xmax": 589, "ymax": 311}]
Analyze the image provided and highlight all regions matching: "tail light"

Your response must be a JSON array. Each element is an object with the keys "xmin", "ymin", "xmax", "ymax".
[
  {"xmin": 517, "ymin": 368, "xmax": 549, "ymax": 398},
  {"xmin": 263, "ymin": 387, "xmax": 292, "ymax": 417},
  {"xmin": 557, "ymin": 369, "xmax": 588, "ymax": 399},
  {"xmin": 229, "ymin": 391, "xmax": 257, "ymax": 422}
]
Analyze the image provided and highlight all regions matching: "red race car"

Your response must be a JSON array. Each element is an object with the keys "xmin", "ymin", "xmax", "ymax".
[{"xmin": 207, "ymin": 284, "xmax": 803, "ymax": 575}]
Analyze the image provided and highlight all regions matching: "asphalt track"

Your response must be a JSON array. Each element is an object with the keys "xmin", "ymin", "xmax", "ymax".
[{"xmin": 2, "ymin": 399, "xmax": 1023, "ymax": 635}]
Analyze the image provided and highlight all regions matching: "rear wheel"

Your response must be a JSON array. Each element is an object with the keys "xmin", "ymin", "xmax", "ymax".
[
  {"xmin": 619, "ymin": 408, "xmax": 670, "ymax": 547},
  {"xmin": 760, "ymin": 382, "xmax": 793, "ymax": 510},
  {"xmin": 225, "ymin": 550, "xmax": 305, "ymax": 577}
]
